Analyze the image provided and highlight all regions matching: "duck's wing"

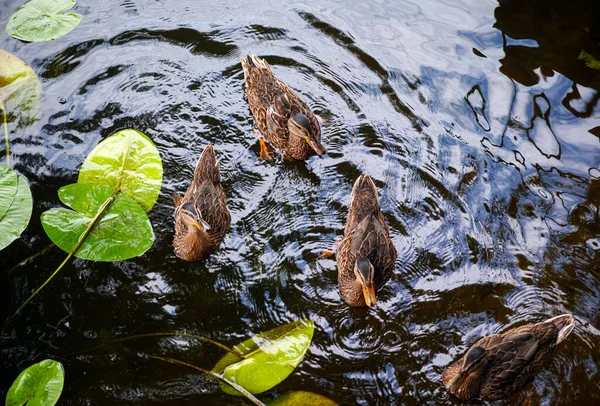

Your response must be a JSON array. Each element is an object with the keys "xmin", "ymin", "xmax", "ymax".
[
  {"xmin": 192, "ymin": 181, "xmax": 230, "ymax": 234},
  {"xmin": 351, "ymin": 215, "xmax": 395, "ymax": 286},
  {"xmin": 479, "ymin": 331, "xmax": 541, "ymax": 399}
]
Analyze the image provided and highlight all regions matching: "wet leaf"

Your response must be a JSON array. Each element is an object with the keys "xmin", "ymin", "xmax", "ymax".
[
  {"xmin": 6, "ymin": 0, "xmax": 83, "ymax": 42},
  {"xmin": 267, "ymin": 391, "xmax": 339, "ymax": 406},
  {"xmin": 579, "ymin": 50, "xmax": 600, "ymax": 71},
  {"xmin": 0, "ymin": 49, "xmax": 42, "ymax": 126},
  {"xmin": 212, "ymin": 319, "xmax": 315, "ymax": 396},
  {"xmin": 79, "ymin": 129, "xmax": 163, "ymax": 212},
  {"xmin": 41, "ymin": 183, "xmax": 154, "ymax": 261},
  {"xmin": 0, "ymin": 165, "xmax": 18, "ymax": 219},
  {"xmin": 5, "ymin": 359, "xmax": 64, "ymax": 406},
  {"xmin": 0, "ymin": 167, "xmax": 33, "ymax": 251}
]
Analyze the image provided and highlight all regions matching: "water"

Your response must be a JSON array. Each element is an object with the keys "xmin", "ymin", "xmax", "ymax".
[{"xmin": 1, "ymin": 0, "xmax": 599, "ymax": 404}]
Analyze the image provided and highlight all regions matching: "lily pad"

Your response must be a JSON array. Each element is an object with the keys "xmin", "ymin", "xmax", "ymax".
[
  {"xmin": 268, "ymin": 391, "xmax": 339, "ymax": 406},
  {"xmin": 6, "ymin": 0, "xmax": 83, "ymax": 43},
  {"xmin": 41, "ymin": 183, "xmax": 154, "ymax": 261},
  {"xmin": 79, "ymin": 129, "xmax": 163, "ymax": 212},
  {"xmin": 0, "ymin": 167, "xmax": 33, "ymax": 251},
  {"xmin": 0, "ymin": 166, "xmax": 18, "ymax": 219},
  {"xmin": 212, "ymin": 319, "xmax": 315, "ymax": 396},
  {"xmin": 0, "ymin": 49, "xmax": 42, "ymax": 126},
  {"xmin": 5, "ymin": 359, "xmax": 64, "ymax": 406}
]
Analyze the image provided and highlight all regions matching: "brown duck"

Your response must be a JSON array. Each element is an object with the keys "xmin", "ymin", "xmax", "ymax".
[
  {"xmin": 443, "ymin": 314, "xmax": 576, "ymax": 401},
  {"xmin": 173, "ymin": 145, "xmax": 230, "ymax": 261},
  {"xmin": 336, "ymin": 175, "xmax": 396, "ymax": 307},
  {"xmin": 241, "ymin": 54, "xmax": 325, "ymax": 160}
]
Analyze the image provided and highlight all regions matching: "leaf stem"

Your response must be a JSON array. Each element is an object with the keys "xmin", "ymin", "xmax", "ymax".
[
  {"xmin": 0, "ymin": 99, "xmax": 9, "ymax": 166},
  {"xmin": 149, "ymin": 354, "xmax": 266, "ymax": 406},
  {"xmin": 78, "ymin": 332, "xmax": 246, "ymax": 359},
  {"xmin": 7, "ymin": 243, "xmax": 55, "ymax": 273},
  {"xmin": 4, "ymin": 192, "xmax": 118, "ymax": 329}
]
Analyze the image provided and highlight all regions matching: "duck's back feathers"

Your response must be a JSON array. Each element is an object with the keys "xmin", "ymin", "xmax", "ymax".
[{"xmin": 443, "ymin": 314, "xmax": 576, "ymax": 401}]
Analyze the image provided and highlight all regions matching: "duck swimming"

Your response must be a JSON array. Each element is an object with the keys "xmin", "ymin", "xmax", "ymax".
[
  {"xmin": 443, "ymin": 314, "xmax": 576, "ymax": 401},
  {"xmin": 173, "ymin": 144, "xmax": 230, "ymax": 261},
  {"xmin": 336, "ymin": 175, "xmax": 396, "ymax": 307},
  {"xmin": 241, "ymin": 54, "xmax": 325, "ymax": 160}
]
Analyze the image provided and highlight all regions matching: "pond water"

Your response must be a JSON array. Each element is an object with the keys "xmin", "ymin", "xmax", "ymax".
[{"xmin": 1, "ymin": 0, "xmax": 600, "ymax": 404}]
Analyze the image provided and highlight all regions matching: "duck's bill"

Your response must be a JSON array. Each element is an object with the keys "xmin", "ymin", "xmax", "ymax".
[
  {"xmin": 306, "ymin": 137, "xmax": 326, "ymax": 156},
  {"xmin": 193, "ymin": 216, "xmax": 212, "ymax": 231},
  {"xmin": 362, "ymin": 283, "xmax": 377, "ymax": 308}
]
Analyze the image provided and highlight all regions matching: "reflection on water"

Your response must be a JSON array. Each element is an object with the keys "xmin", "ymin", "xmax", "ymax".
[{"xmin": 1, "ymin": 0, "xmax": 599, "ymax": 404}]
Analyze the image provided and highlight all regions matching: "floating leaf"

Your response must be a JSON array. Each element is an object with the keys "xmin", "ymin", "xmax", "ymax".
[
  {"xmin": 41, "ymin": 183, "xmax": 154, "ymax": 261},
  {"xmin": 0, "ymin": 49, "xmax": 42, "ymax": 126},
  {"xmin": 0, "ymin": 166, "xmax": 18, "ymax": 219},
  {"xmin": 5, "ymin": 359, "xmax": 64, "ymax": 406},
  {"xmin": 6, "ymin": 0, "xmax": 83, "ymax": 43},
  {"xmin": 0, "ymin": 167, "xmax": 33, "ymax": 251},
  {"xmin": 79, "ymin": 129, "xmax": 163, "ymax": 212},
  {"xmin": 268, "ymin": 391, "xmax": 339, "ymax": 406},
  {"xmin": 212, "ymin": 320, "xmax": 315, "ymax": 396}
]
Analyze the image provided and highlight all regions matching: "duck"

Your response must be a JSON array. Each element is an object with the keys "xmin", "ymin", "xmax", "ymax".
[
  {"xmin": 336, "ymin": 175, "xmax": 396, "ymax": 307},
  {"xmin": 173, "ymin": 144, "xmax": 231, "ymax": 261},
  {"xmin": 241, "ymin": 54, "xmax": 326, "ymax": 160},
  {"xmin": 442, "ymin": 314, "xmax": 576, "ymax": 401}
]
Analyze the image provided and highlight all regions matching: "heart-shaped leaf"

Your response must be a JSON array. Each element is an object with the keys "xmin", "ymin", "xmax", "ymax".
[
  {"xmin": 41, "ymin": 183, "xmax": 154, "ymax": 261},
  {"xmin": 212, "ymin": 319, "xmax": 315, "ymax": 396},
  {"xmin": 6, "ymin": 0, "xmax": 83, "ymax": 42},
  {"xmin": 267, "ymin": 391, "xmax": 339, "ymax": 406},
  {"xmin": 79, "ymin": 129, "xmax": 163, "ymax": 212},
  {"xmin": 0, "ymin": 166, "xmax": 33, "ymax": 251},
  {"xmin": 5, "ymin": 359, "xmax": 64, "ymax": 406},
  {"xmin": 0, "ymin": 49, "xmax": 42, "ymax": 126}
]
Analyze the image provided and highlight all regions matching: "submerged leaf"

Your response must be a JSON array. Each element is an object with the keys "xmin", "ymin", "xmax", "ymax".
[
  {"xmin": 0, "ymin": 167, "xmax": 33, "ymax": 251},
  {"xmin": 579, "ymin": 49, "xmax": 600, "ymax": 71},
  {"xmin": 5, "ymin": 359, "xmax": 64, "ymax": 406},
  {"xmin": 6, "ymin": 0, "xmax": 83, "ymax": 42},
  {"xmin": 41, "ymin": 183, "xmax": 154, "ymax": 261},
  {"xmin": 212, "ymin": 320, "xmax": 315, "ymax": 396},
  {"xmin": 79, "ymin": 129, "xmax": 163, "ymax": 212},
  {"xmin": 267, "ymin": 391, "xmax": 339, "ymax": 406},
  {"xmin": 0, "ymin": 49, "xmax": 42, "ymax": 126}
]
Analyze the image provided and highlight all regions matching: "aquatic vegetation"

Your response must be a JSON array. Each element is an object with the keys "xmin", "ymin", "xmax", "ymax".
[
  {"xmin": 0, "ymin": 166, "xmax": 32, "ymax": 251},
  {"xmin": 212, "ymin": 319, "xmax": 315, "ymax": 396},
  {"xmin": 267, "ymin": 391, "xmax": 339, "ymax": 406},
  {"xmin": 5, "ymin": 359, "xmax": 64, "ymax": 406},
  {"xmin": 7, "ymin": 129, "xmax": 163, "ymax": 324},
  {"xmin": 6, "ymin": 0, "xmax": 83, "ymax": 42}
]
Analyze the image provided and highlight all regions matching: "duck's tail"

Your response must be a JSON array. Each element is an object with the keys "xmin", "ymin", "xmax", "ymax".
[
  {"xmin": 241, "ymin": 54, "xmax": 273, "ymax": 77},
  {"xmin": 193, "ymin": 144, "xmax": 221, "ymax": 185}
]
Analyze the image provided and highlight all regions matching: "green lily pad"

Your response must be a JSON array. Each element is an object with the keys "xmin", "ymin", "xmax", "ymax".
[
  {"xmin": 6, "ymin": 0, "xmax": 83, "ymax": 43},
  {"xmin": 41, "ymin": 183, "xmax": 154, "ymax": 261},
  {"xmin": 212, "ymin": 319, "xmax": 315, "ymax": 396},
  {"xmin": 0, "ymin": 49, "xmax": 42, "ymax": 126},
  {"xmin": 267, "ymin": 391, "xmax": 339, "ymax": 406},
  {"xmin": 0, "ymin": 167, "xmax": 33, "ymax": 251},
  {"xmin": 0, "ymin": 166, "xmax": 18, "ymax": 219},
  {"xmin": 79, "ymin": 129, "xmax": 163, "ymax": 212},
  {"xmin": 5, "ymin": 359, "xmax": 64, "ymax": 406}
]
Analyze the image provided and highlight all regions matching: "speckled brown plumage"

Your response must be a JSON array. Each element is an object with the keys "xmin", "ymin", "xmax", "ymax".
[
  {"xmin": 173, "ymin": 145, "xmax": 230, "ymax": 261},
  {"xmin": 443, "ymin": 314, "xmax": 576, "ymax": 401},
  {"xmin": 337, "ymin": 175, "xmax": 396, "ymax": 307},
  {"xmin": 241, "ymin": 55, "xmax": 324, "ymax": 160}
]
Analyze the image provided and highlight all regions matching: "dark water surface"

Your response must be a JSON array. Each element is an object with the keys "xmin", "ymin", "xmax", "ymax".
[{"xmin": 1, "ymin": 0, "xmax": 599, "ymax": 404}]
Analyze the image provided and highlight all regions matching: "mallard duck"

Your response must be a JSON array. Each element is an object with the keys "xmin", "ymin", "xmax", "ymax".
[
  {"xmin": 173, "ymin": 145, "xmax": 231, "ymax": 261},
  {"xmin": 337, "ymin": 175, "xmax": 396, "ymax": 307},
  {"xmin": 241, "ymin": 55, "xmax": 325, "ymax": 160},
  {"xmin": 443, "ymin": 314, "xmax": 576, "ymax": 401}
]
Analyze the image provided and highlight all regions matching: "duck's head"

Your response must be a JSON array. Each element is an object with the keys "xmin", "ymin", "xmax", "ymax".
[
  {"xmin": 354, "ymin": 257, "xmax": 376, "ymax": 308},
  {"xmin": 174, "ymin": 202, "xmax": 211, "ymax": 261},
  {"xmin": 288, "ymin": 112, "xmax": 326, "ymax": 156}
]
